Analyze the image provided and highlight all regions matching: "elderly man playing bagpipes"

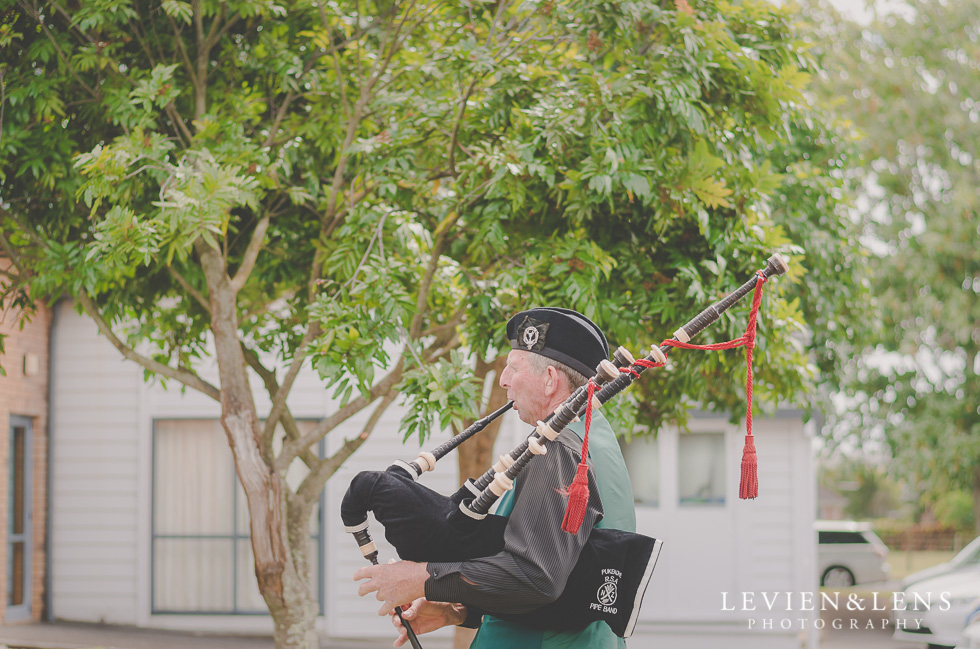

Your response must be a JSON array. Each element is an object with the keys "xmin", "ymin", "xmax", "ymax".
[
  {"xmin": 349, "ymin": 254, "xmax": 788, "ymax": 648},
  {"xmin": 355, "ymin": 307, "xmax": 636, "ymax": 648}
]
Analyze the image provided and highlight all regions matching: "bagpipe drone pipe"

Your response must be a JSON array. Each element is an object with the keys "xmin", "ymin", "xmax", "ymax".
[{"xmin": 342, "ymin": 253, "xmax": 789, "ymax": 642}]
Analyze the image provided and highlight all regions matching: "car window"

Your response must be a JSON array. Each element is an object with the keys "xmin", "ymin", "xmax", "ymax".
[{"xmin": 819, "ymin": 531, "xmax": 869, "ymax": 544}]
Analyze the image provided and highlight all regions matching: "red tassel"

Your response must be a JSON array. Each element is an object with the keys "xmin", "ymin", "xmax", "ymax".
[
  {"xmin": 562, "ymin": 381, "xmax": 596, "ymax": 534},
  {"xmin": 737, "ymin": 274, "xmax": 764, "ymax": 500},
  {"xmin": 561, "ymin": 462, "xmax": 590, "ymax": 533},
  {"xmin": 662, "ymin": 273, "xmax": 768, "ymax": 499},
  {"xmin": 739, "ymin": 433, "xmax": 758, "ymax": 500}
]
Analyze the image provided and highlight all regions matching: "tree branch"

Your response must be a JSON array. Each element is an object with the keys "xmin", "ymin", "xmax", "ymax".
[
  {"xmin": 165, "ymin": 101, "xmax": 194, "ymax": 146},
  {"xmin": 262, "ymin": 87, "xmax": 297, "ymax": 148},
  {"xmin": 241, "ymin": 287, "xmax": 298, "ymax": 322},
  {"xmin": 363, "ymin": 0, "xmax": 420, "ymax": 96},
  {"xmin": 230, "ymin": 214, "xmax": 270, "ymax": 293},
  {"xmin": 311, "ymin": 1, "xmax": 432, "ymax": 288},
  {"xmin": 339, "ymin": 210, "xmax": 388, "ymax": 293},
  {"xmin": 168, "ymin": 13, "xmax": 198, "ymax": 88},
  {"xmin": 0, "ymin": 69, "xmax": 6, "ymax": 146},
  {"xmin": 353, "ymin": 0, "xmax": 365, "ymax": 81},
  {"xmin": 297, "ymin": 388, "xmax": 398, "ymax": 502},
  {"xmin": 275, "ymin": 356, "xmax": 405, "ymax": 471},
  {"xmin": 166, "ymin": 265, "xmax": 209, "ymax": 310},
  {"xmin": 262, "ymin": 321, "xmax": 322, "ymax": 450},
  {"xmin": 485, "ymin": 0, "xmax": 511, "ymax": 47},
  {"xmin": 321, "ymin": 182, "xmax": 376, "ymax": 240},
  {"xmin": 192, "ymin": 230, "xmax": 226, "ymax": 273},
  {"xmin": 43, "ymin": 0, "xmax": 96, "ymax": 44},
  {"xmin": 448, "ymin": 79, "xmax": 479, "ymax": 177},
  {"xmin": 0, "ymin": 228, "xmax": 30, "ymax": 278},
  {"xmin": 457, "ymin": 175, "xmax": 495, "ymax": 209},
  {"xmin": 319, "ymin": 93, "xmax": 369, "ymax": 243},
  {"xmin": 316, "ymin": 6, "xmax": 353, "ymax": 120},
  {"xmin": 2, "ymin": 208, "xmax": 49, "ymax": 248},
  {"xmin": 323, "ymin": 0, "xmax": 428, "ymax": 186},
  {"xmin": 241, "ymin": 342, "xmax": 320, "ymax": 471},
  {"xmin": 209, "ymin": 13, "xmax": 240, "ymax": 51},
  {"xmin": 311, "ymin": 7, "xmax": 392, "ymax": 114},
  {"xmin": 78, "ymin": 291, "xmax": 221, "ymax": 401},
  {"xmin": 202, "ymin": 3, "xmax": 226, "ymax": 51},
  {"xmin": 408, "ymin": 217, "xmax": 458, "ymax": 338},
  {"xmin": 421, "ymin": 330, "xmax": 461, "ymax": 363},
  {"xmin": 126, "ymin": 17, "xmax": 159, "ymax": 69},
  {"xmin": 25, "ymin": 2, "xmax": 98, "ymax": 98},
  {"xmin": 192, "ymin": 0, "xmax": 208, "ymax": 118},
  {"xmin": 260, "ymin": 44, "xmax": 321, "ymax": 149},
  {"xmin": 420, "ymin": 308, "xmax": 465, "ymax": 339},
  {"xmin": 143, "ymin": 10, "xmax": 171, "ymax": 67}
]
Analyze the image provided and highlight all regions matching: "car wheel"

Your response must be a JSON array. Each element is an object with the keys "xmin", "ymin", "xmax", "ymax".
[{"xmin": 821, "ymin": 566, "xmax": 856, "ymax": 588}]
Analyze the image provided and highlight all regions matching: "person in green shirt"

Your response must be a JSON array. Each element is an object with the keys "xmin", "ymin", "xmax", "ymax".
[{"xmin": 355, "ymin": 308, "xmax": 636, "ymax": 648}]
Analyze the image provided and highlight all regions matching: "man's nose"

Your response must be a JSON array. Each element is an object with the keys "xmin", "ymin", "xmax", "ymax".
[{"xmin": 499, "ymin": 367, "xmax": 510, "ymax": 388}]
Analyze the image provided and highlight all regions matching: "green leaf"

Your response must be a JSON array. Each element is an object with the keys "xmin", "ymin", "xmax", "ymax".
[{"xmin": 161, "ymin": 0, "xmax": 193, "ymax": 24}]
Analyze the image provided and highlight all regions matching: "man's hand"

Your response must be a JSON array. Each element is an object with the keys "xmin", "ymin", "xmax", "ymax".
[
  {"xmin": 391, "ymin": 598, "xmax": 467, "ymax": 648},
  {"xmin": 353, "ymin": 560, "xmax": 429, "ymax": 616}
]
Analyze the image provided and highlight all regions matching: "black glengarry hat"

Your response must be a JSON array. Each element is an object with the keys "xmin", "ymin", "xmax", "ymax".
[{"xmin": 506, "ymin": 307, "xmax": 609, "ymax": 378}]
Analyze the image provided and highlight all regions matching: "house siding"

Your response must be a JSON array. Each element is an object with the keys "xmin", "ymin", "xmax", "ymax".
[
  {"xmin": 49, "ymin": 303, "xmax": 141, "ymax": 623},
  {"xmin": 46, "ymin": 302, "xmax": 817, "ymax": 649},
  {"xmin": 628, "ymin": 417, "xmax": 818, "ymax": 649},
  {"xmin": 0, "ymin": 281, "xmax": 51, "ymax": 624}
]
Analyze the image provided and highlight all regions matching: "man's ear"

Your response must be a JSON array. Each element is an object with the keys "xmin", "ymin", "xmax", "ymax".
[{"xmin": 545, "ymin": 365, "xmax": 561, "ymax": 394}]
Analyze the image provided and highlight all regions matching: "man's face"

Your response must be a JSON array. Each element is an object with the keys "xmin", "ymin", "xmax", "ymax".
[{"xmin": 499, "ymin": 349, "xmax": 551, "ymax": 425}]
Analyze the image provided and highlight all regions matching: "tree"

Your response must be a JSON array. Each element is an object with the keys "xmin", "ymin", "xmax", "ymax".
[
  {"xmin": 0, "ymin": 0, "xmax": 863, "ymax": 645},
  {"xmin": 818, "ymin": 459, "xmax": 902, "ymax": 520},
  {"xmin": 807, "ymin": 0, "xmax": 980, "ymax": 532}
]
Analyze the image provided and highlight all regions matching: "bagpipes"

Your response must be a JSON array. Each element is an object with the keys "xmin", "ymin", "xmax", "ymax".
[{"xmin": 342, "ymin": 254, "xmax": 789, "ymax": 646}]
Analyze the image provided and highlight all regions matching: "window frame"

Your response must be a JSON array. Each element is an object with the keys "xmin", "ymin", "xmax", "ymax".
[
  {"xmin": 676, "ymin": 430, "xmax": 727, "ymax": 507},
  {"xmin": 619, "ymin": 431, "xmax": 661, "ymax": 508},
  {"xmin": 150, "ymin": 417, "xmax": 325, "ymax": 616}
]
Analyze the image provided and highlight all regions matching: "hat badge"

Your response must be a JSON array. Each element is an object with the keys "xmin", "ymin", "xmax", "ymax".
[
  {"xmin": 515, "ymin": 316, "xmax": 549, "ymax": 351},
  {"xmin": 522, "ymin": 325, "xmax": 540, "ymax": 349}
]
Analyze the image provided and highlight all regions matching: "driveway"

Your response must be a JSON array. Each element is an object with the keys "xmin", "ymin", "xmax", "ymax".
[
  {"xmin": 821, "ymin": 587, "xmax": 927, "ymax": 649},
  {"xmin": 0, "ymin": 621, "xmax": 419, "ymax": 649},
  {"xmin": 0, "ymin": 612, "xmax": 927, "ymax": 649}
]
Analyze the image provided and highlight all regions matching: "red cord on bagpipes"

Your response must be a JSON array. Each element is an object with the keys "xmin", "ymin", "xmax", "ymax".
[{"xmin": 562, "ymin": 272, "xmax": 767, "ymax": 533}]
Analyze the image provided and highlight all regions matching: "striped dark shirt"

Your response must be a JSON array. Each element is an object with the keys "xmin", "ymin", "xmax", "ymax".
[{"xmin": 425, "ymin": 429, "xmax": 604, "ymax": 614}]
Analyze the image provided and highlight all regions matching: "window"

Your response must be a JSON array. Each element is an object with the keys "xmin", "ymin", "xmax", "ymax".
[
  {"xmin": 818, "ymin": 531, "xmax": 869, "ymax": 545},
  {"xmin": 677, "ymin": 432, "xmax": 725, "ymax": 506},
  {"xmin": 8, "ymin": 416, "xmax": 33, "ymax": 619},
  {"xmin": 620, "ymin": 434, "xmax": 660, "ymax": 507},
  {"xmin": 152, "ymin": 419, "xmax": 323, "ymax": 614}
]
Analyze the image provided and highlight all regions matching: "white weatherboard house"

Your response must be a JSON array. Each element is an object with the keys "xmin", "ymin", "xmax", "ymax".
[{"xmin": 46, "ymin": 301, "xmax": 819, "ymax": 648}]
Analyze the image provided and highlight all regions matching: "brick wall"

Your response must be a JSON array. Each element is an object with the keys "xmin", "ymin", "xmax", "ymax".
[{"xmin": 0, "ymin": 262, "xmax": 51, "ymax": 623}]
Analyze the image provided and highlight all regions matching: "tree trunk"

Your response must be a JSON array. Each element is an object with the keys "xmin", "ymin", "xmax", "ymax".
[
  {"xmin": 453, "ymin": 355, "xmax": 507, "ymax": 648},
  {"xmin": 457, "ymin": 356, "xmax": 509, "ymax": 481},
  {"xmin": 266, "ymin": 500, "xmax": 319, "ymax": 649},
  {"xmin": 199, "ymin": 247, "xmax": 319, "ymax": 649}
]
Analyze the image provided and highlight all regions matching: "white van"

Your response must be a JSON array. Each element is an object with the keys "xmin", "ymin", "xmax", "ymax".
[{"xmin": 816, "ymin": 520, "xmax": 891, "ymax": 587}]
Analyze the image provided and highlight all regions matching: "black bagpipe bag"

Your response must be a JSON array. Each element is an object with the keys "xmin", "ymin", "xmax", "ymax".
[{"xmin": 341, "ymin": 465, "xmax": 664, "ymax": 638}]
